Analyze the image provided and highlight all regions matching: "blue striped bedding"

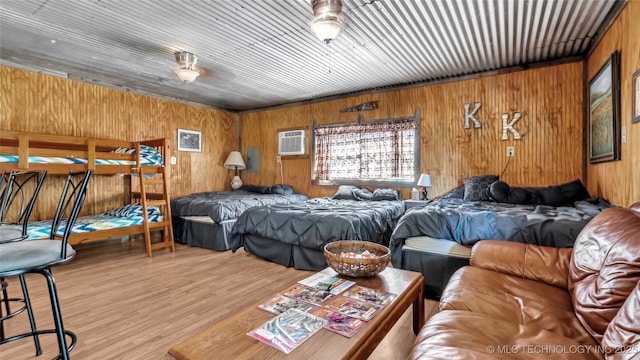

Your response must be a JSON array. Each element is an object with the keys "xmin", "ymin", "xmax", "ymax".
[
  {"xmin": 27, "ymin": 203, "xmax": 162, "ymax": 240},
  {"xmin": 0, "ymin": 144, "xmax": 163, "ymax": 166}
]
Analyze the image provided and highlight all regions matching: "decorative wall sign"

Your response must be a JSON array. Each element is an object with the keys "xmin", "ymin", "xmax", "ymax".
[
  {"xmin": 340, "ymin": 101, "xmax": 378, "ymax": 113},
  {"xmin": 501, "ymin": 112, "xmax": 522, "ymax": 140},
  {"xmin": 588, "ymin": 51, "xmax": 620, "ymax": 164},
  {"xmin": 177, "ymin": 128, "xmax": 202, "ymax": 152},
  {"xmin": 463, "ymin": 102, "xmax": 482, "ymax": 128},
  {"xmin": 632, "ymin": 69, "xmax": 640, "ymax": 124}
]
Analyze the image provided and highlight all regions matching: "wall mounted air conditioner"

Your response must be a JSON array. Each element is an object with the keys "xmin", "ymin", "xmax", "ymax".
[{"xmin": 278, "ymin": 130, "xmax": 305, "ymax": 155}]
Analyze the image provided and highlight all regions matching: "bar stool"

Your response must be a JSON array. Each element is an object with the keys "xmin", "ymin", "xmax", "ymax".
[{"xmin": 0, "ymin": 170, "xmax": 92, "ymax": 359}]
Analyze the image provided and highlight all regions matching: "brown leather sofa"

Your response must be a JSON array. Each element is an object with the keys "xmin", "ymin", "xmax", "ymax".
[{"xmin": 409, "ymin": 204, "xmax": 640, "ymax": 359}]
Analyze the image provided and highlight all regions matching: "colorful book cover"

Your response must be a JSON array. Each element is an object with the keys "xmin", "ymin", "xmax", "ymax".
[
  {"xmin": 324, "ymin": 295, "xmax": 382, "ymax": 321},
  {"xmin": 247, "ymin": 308, "xmax": 327, "ymax": 354},
  {"xmin": 282, "ymin": 283, "xmax": 336, "ymax": 306},
  {"xmin": 343, "ymin": 285, "xmax": 396, "ymax": 306},
  {"xmin": 312, "ymin": 307, "xmax": 367, "ymax": 338},
  {"xmin": 298, "ymin": 273, "xmax": 355, "ymax": 295},
  {"xmin": 257, "ymin": 294, "xmax": 319, "ymax": 315}
]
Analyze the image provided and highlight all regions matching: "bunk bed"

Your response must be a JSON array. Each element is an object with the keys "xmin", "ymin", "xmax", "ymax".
[{"xmin": 0, "ymin": 130, "xmax": 174, "ymax": 257}]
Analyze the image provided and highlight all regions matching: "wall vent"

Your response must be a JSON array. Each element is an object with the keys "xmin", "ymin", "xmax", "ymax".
[{"xmin": 278, "ymin": 130, "xmax": 305, "ymax": 155}]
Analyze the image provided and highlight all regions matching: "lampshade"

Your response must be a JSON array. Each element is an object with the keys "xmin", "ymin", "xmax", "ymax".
[
  {"xmin": 174, "ymin": 68, "xmax": 200, "ymax": 83},
  {"xmin": 224, "ymin": 151, "xmax": 246, "ymax": 170},
  {"xmin": 310, "ymin": 16, "xmax": 344, "ymax": 43},
  {"xmin": 417, "ymin": 174, "xmax": 432, "ymax": 187},
  {"xmin": 310, "ymin": 0, "xmax": 344, "ymax": 44}
]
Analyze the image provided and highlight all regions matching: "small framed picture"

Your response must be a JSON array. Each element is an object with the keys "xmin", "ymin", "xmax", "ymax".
[
  {"xmin": 632, "ymin": 69, "xmax": 640, "ymax": 124},
  {"xmin": 177, "ymin": 129, "xmax": 202, "ymax": 152}
]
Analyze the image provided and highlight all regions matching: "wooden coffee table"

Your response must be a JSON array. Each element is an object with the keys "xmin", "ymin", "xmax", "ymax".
[{"xmin": 167, "ymin": 267, "xmax": 424, "ymax": 360}]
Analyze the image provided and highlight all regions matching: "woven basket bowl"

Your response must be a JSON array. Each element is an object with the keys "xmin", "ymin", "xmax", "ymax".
[{"xmin": 323, "ymin": 240, "xmax": 390, "ymax": 278}]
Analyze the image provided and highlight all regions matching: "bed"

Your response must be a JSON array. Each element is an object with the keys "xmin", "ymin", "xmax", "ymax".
[
  {"xmin": 228, "ymin": 187, "xmax": 405, "ymax": 270},
  {"xmin": 0, "ymin": 130, "xmax": 174, "ymax": 255},
  {"xmin": 170, "ymin": 184, "xmax": 308, "ymax": 250},
  {"xmin": 389, "ymin": 176, "xmax": 614, "ymax": 299}
]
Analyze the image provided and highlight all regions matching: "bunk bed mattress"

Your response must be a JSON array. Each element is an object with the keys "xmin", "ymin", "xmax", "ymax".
[
  {"xmin": 27, "ymin": 203, "xmax": 162, "ymax": 240},
  {"xmin": 229, "ymin": 198, "xmax": 405, "ymax": 270},
  {"xmin": 0, "ymin": 144, "xmax": 164, "ymax": 166}
]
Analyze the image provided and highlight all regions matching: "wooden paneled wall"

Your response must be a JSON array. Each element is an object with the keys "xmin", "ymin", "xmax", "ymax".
[
  {"xmin": 241, "ymin": 62, "xmax": 585, "ymax": 200},
  {"xmin": 0, "ymin": 66, "xmax": 238, "ymax": 219},
  {"xmin": 586, "ymin": 1, "xmax": 639, "ymax": 207}
]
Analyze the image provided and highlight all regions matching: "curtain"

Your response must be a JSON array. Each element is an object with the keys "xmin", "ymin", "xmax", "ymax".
[{"xmin": 313, "ymin": 119, "xmax": 416, "ymax": 182}]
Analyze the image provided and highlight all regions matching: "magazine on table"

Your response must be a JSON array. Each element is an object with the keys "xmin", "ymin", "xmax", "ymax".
[
  {"xmin": 297, "ymin": 273, "xmax": 356, "ymax": 295},
  {"xmin": 257, "ymin": 294, "xmax": 319, "ymax": 315},
  {"xmin": 247, "ymin": 308, "xmax": 327, "ymax": 354},
  {"xmin": 281, "ymin": 283, "xmax": 336, "ymax": 306},
  {"xmin": 324, "ymin": 295, "xmax": 382, "ymax": 321},
  {"xmin": 342, "ymin": 285, "xmax": 396, "ymax": 306},
  {"xmin": 311, "ymin": 307, "xmax": 367, "ymax": 338}
]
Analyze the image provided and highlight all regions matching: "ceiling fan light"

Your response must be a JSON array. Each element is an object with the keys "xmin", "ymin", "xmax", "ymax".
[
  {"xmin": 174, "ymin": 68, "xmax": 200, "ymax": 83},
  {"xmin": 311, "ymin": 16, "xmax": 344, "ymax": 43}
]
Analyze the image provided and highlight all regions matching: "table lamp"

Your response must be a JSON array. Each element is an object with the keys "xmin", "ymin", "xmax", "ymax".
[
  {"xmin": 223, "ymin": 151, "xmax": 246, "ymax": 190},
  {"xmin": 416, "ymin": 173, "xmax": 432, "ymax": 200}
]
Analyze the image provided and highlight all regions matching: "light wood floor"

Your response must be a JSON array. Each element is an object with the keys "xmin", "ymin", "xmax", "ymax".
[{"xmin": 0, "ymin": 240, "xmax": 439, "ymax": 360}]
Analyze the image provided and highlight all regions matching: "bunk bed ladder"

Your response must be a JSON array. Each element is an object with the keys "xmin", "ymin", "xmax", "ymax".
[{"xmin": 138, "ymin": 165, "xmax": 175, "ymax": 257}]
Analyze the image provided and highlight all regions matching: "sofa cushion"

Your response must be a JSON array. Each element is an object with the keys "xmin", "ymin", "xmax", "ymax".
[
  {"xmin": 409, "ymin": 311, "xmax": 602, "ymax": 360},
  {"xmin": 440, "ymin": 266, "xmax": 596, "ymax": 344},
  {"xmin": 569, "ymin": 206, "xmax": 640, "ymax": 343}
]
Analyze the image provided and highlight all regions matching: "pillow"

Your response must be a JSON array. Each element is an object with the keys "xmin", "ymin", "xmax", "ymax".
[
  {"xmin": 372, "ymin": 189, "xmax": 400, "ymax": 201},
  {"xmin": 489, "ymin": 181, "xmax": 530, "ymax": 204},
  {"xmin": 463, "ymin": 175, "xmax": 498, "ymax": 201},
  {"xmin": 240, "ymin": 184, "xmax": 272, "ymax": 194},
  {"xmin": 270, "ymin": 184, "xmax": 294, "ymax": 195},
  {"xmin": 352, "ymin": 188, "xmax": 373, "ymax": 200},
  {"xmin": 440, "ymin": 185, "xmax": 465, "ymax": 200},
  {"xmin": 535, "ymin": 179, "xmax": 591, "ymax": 207},
  {"xmin": 333, "ymin": 185, "xmax": 359, "ymax": 200},
  {"xmin": 106, "ymin": 203, "xmax": 161, "ymax": 218}
]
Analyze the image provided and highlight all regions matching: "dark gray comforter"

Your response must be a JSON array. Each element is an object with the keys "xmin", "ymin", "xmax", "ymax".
[
  {"xmin": 390, "ymin": 197, "xmax": 613, "ymax": 266},
  {"xmin": 229, "ymin": 198, "xmax": 405, "ymax": 251},
  {"xmin": 170, "ymin": 190, "xmax": 308, "ymax": 223}
]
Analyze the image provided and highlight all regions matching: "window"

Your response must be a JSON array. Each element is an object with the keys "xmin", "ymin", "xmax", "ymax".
[{"xmin": 312, "ymin": 117, "xmax": 418, "ymax": 185}]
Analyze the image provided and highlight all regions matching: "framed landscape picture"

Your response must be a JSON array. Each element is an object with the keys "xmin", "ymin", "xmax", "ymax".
[
  {"xmin": 588, "ymin": 51, "xmax": 620, "ymax": 164},
  {"xmin": 633, "ymin": 69, "xmax": 640, "ymax": 124},
  {"xmin": 177, "ymin": 129, "xmax": 202, "ymax": 152}
]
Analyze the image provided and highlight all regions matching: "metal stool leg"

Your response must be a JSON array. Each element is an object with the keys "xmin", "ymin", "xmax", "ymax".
[
  {"xmin": 0, "ymin": 277, "xmax": 8, "ymax": 342},
  {"xmin": 19, "ymin": 274, "xmax": 42, "ymax": 356},
  {"xmin": 41, "ymin": 268, "xmax": 70, "ymax": 360}
]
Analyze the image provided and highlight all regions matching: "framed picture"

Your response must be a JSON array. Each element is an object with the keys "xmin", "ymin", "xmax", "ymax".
[
  {"xmin": 633, "ymin": 69, "xmax": 640, "ymax": 124},
  {"xmin": 177, "ymin": 129, "xmax": 202, "ymax": 152},
  {"xmin": 588, "ymin": 51, "xmax": 620, "ymax": 164}
]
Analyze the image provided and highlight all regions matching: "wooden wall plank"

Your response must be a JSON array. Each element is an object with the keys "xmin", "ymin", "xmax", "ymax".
[
  {"xmin": 241, "ymin": 62, "xmax": 585, "ymax": 200},
  {"xmin": 0, "ymin": 66, "xmax": 238, "ymax": 219},
  {"xmin": 586, "ymin": 1, "xmax": 639, "ymax": 207}
]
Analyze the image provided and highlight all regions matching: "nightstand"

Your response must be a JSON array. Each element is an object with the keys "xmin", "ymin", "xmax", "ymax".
[{"xmin": 404, "ymin": 200, "xmax": 429, "ymax": 210}]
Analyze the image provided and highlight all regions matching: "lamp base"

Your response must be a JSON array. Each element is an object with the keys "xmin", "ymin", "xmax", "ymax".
[
  {"xmin": 422, "ymin": 187, "xmax": 429, "ymax": 201},
  {"xmin": 231, "ymin": 175, "xmax": 243, "ymax": 190}
]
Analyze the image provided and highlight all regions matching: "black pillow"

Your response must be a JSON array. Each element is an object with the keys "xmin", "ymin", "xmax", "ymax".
[
  {"xmin": 372, "ymin": 189, "xmax": 399, "ymax": 201},
  {"xmin": 440, "ymin": 185, "xmax": 465, "ymax": 200},
  {"xmin": 333, "ymin": 185, "xmax": 359, "ymax": 200},
  {"xmin": 536, "ymin": 179, "xmax": 591, "ymax": 207},
  {"xmin": 463, "ymin": 175, "xmax": 498, "ymax": 201},
  {"xmin": 270, "ymin": 184, "xmax": 294, "ymax": 195},
  {"xmin": 352, "ymin": 188, "xmax": 374, "ymax": 200},
  {"xmin": 240, "ymin": 184, "xmax": 272, "ymax": 194},
  {"xmin": 489, "ymin": 181, "xmax": 530, "ymax": 204}
]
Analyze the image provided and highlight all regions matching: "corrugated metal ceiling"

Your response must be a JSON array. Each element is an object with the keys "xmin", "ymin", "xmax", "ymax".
[{"xmin": 0, "ymin": 0, "xmax": 625, "ymax": 112}]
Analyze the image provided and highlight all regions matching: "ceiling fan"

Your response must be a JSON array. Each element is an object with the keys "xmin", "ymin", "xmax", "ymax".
[{"xmin": 174, "ymin": 51, "xmax": 200, "ymax": 83}]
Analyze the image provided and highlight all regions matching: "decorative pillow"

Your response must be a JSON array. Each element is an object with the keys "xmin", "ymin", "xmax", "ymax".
[
  {"xmin": 241, "ymin": 184, "xmax": 272, "ymax": 194},
  {"xmin": 372, "ymin": 188, "xmax": 400, "ymax": 201},
  {"xmin": 270, "ymin": 184, "xmax": 294, "ymax": 195},
  {"xmin": 352, "ymin": 188, "xmax": 373, "ymax": 200},
  {"xmin": 106, "ymin": 203, "xmax": 161, "ymax": 219},
  {"xmin": 535, "ymin": 179, "xmax": 591, "ymax": 207},
  {"xmin": 489, "ymin": 181, "xmax": 530, "ymax": 204},
  {"xmin": 463, "ymin": 175, "xmax": 498, "ymax": 201},
  {"xmin": 333, "ymin": 185, "xmax": 359, "ymax": 200},
  {"xmin": 138, "ymin": 145, "xmax": 164, "ymax": 166}
]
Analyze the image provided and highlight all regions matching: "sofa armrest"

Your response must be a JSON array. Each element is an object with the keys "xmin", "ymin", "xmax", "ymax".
[{"xmin": 470, "ymin": 240, "xmax": 572, "ymax": 289}]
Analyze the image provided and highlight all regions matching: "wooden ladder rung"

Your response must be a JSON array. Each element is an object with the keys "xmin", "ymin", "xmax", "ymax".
[
  {"xmin": 141, "ymin": 178, "xmax": 164, "ymax": 185},
  {"xmin": 145, "ymin": 200, "xmax": 166, "ymax": 207},
  {"xmin": 150, "ymin": 241, "xmax": 173, "ymax": 250}
]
